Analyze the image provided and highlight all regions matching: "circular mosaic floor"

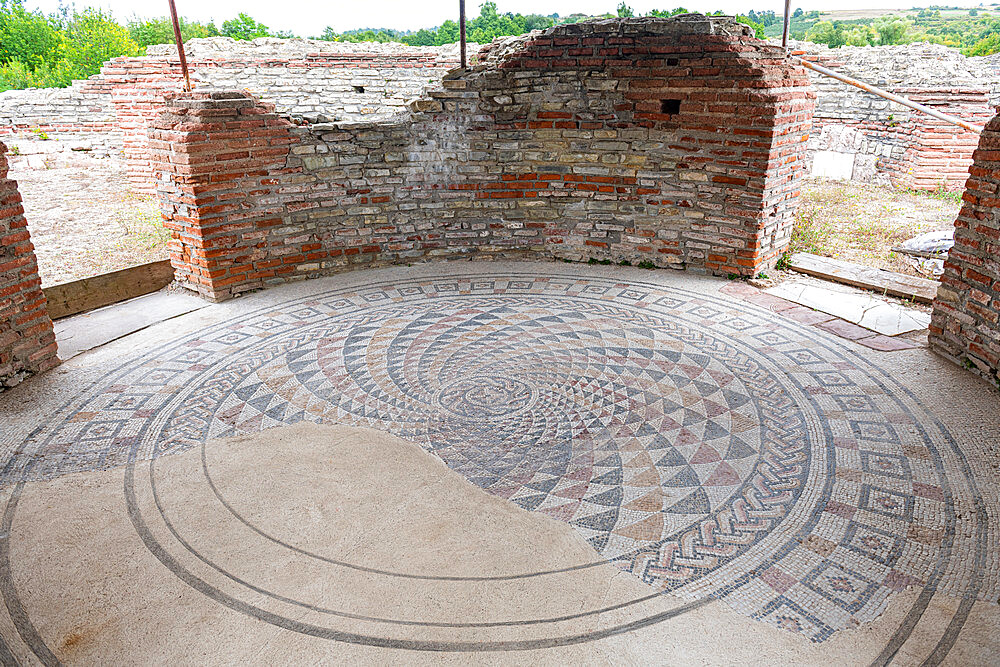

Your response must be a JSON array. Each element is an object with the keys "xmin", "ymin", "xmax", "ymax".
[{"xmin": 4, "ymin": 268, "xmax": 995, "ymax": 653}]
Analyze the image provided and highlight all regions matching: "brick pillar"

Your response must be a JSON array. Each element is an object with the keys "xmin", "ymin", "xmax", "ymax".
[
  {"xmin": 149, "ymin": 90, "xmax": 295, "ymax": 301},
  {"xmin": 930, "ymin": 110, "xmax": 1000, "ymax": 386},
  {"xmin": 0, "ymin": 142, "xmax": 58, "ymax": 387},
  {"xmin": 900, "ymin": 88, "xmax": 996, "ymax": 192}
]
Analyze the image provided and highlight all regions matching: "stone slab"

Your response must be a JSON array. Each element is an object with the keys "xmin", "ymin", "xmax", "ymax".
[
  {"xmin": 53, "ymin": 289, "xmax": 209, "ymax": 360},
  {"xmin": 812, "ymin": 150, "xmax": 855, "ymax": 180},
  {"xmin": 766, "ymin": 280, "xmax": 932, "ymax": 336},
  {"xmin": 787, "ymin": 252, "xmax": 939, "ymax": 304}
]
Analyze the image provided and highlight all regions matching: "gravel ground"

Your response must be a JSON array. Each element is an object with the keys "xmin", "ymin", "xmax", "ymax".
[
  {"xmin": 791, "ymin": 179, "xmax": 961, "ymax": 277},
  {"xmin": 10, "ymin": 156, "xmax": 168, "ymax": 286}
]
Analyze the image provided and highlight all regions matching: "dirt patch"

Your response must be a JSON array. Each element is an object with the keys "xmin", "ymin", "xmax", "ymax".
[
  {"xmin": 788, "ymin": 179, "xmax": 960, "ymax": 277},
  {"xmin": 10, "ymin": 155, "xmax": 168, "ymax": 286}
]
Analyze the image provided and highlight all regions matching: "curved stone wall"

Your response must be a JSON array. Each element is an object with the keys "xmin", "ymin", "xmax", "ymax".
[{"xmin": 149, "ymin": 16, "xmax": 815, "ymax": 301}]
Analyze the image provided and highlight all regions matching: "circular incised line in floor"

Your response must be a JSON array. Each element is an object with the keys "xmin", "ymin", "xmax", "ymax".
[{"xmin": 1, "ymin": 270, "xmax": 990, "ymax": 658}]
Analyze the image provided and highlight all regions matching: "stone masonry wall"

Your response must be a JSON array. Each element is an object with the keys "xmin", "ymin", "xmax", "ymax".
[
  {"xmin": 3, "ymin": 36, "xmax": 994, "ymax": 192},
  {"xmin": 930, "ymin": 110, "xmax": 1000, "ymax": 386},
  {"xmin": 1, "ymin": 39, "xmax": 467, "ymax": 191},
  {"xmin": 0, "ymin": 142, "xmax": 58, "ymax": 388},
  {"xmin": 149, "ymin": 16, "xmax": 815, "ymax": 301},
  {"xmin": 794, "ymin": 42, "xmax": 998, "ymax": 190}
]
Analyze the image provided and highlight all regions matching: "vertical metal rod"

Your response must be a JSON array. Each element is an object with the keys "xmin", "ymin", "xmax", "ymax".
[
  {"xmin": 168, "ymin": 0, "xmax": 192, "ymax": 92},
  {"xmin": 782, "ymin": 0, "xmax": 791, "ymax": 48},
  {"xmin": 459, "ymin": 0, "xmax": 467, "ymax": 69}
]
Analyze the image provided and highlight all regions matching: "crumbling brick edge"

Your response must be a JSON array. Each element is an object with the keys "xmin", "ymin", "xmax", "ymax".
[
  {"xmin": 0, "ymin": 142, "xmax": 59, "ymax": 389},
  {"xmin": 930, "ymin": 109, "xmax": 1000, "ymax": 388}
]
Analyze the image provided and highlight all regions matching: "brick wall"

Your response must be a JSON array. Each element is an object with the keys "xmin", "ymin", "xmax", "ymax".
[
  {"xmin": 1, "ymin": 41, "xmax": 465, "ymax": 192},
  {"xmin": 0, "ymin": 142, "xmax": 58, "ymax": 388},
  {"xmin": 795, "ymin": 42, "xmax": 998, "ymax": 191},
  {"xmin": 930, "ymin": 110, "xmax": 1000, "ymax": 386},
  {"xmin": 150, "ymin": 16, "xmax": 815, "ymax": 301}
]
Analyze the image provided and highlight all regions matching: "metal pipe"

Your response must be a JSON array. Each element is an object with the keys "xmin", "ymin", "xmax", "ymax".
[
  {"xmin": 781, "ymin": 0, "xmax": 791, "ymax": 48},
  {"xmin": 459, "ymin": 0, "xmax": 467, "ymax": 69},
  {"xmin": 167, "ymin": 0, "xmax": 191, "ymax": 92},
  {"xmin": 795, "ymin": 57, "xmax": 984, "ymax": 134}
]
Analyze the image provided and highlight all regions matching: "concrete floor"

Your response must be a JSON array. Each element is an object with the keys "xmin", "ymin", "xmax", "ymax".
[{"xmin": 1, "ymin": 261, "xmax": 998, "ymax": 664}]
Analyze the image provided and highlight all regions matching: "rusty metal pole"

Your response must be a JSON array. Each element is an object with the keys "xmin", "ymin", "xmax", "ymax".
[
  {"xmin": 168, "ymin": 0, "xmax": 192, "ymax": 92},
  {"xmin": 796, "ymin": 57, "xmax": 984, "ymax": 134},
  {"xmin": 459, "ymin": 0, "xmax": 467, "ymax": 69},
  {"xmin": 781, "ymin": 0, "xmax": 791, "ymax": 48}
]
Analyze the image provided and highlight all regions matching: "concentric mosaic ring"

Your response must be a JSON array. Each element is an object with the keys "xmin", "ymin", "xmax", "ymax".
[{"xmin": 5, "ymin": 270, "xmax": 989, "ymax": 650}]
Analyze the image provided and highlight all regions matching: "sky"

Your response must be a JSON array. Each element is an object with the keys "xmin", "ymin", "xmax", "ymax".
[{"xmin": 21, "ymin": 0, "xmax": 992, "ymax": 37}]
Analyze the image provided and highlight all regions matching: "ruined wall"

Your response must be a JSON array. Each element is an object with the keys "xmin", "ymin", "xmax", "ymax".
[
  {"xmin": 794, "ymin": 42, "xmax": 998, "ymax": 190},
  {"xmin": 930, "ymin": 110, "xmax": 1000, "ymax": 385},
  {"xmin": 1, "ymin": 39, "xmax": 467, "ymax": 189},
  {"xmin": 3, "ymin": 36, "xmax": 994, "ymax": 192},
  {"xmin": 149, "ymin": 16, "xmax": 815, "ymax": 301},
  {"xmin": 0, "ymin": 143, "xmax": 58, "ymax": 388}
]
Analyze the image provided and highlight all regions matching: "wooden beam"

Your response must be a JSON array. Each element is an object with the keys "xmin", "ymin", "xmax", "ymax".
[
  {"xmin": 42, "ymin": 260, "xmax": 176, "ymax": 320},
  {"xmin": 786, "ymin": 252, "xmax": 939, "ymax": 304}
]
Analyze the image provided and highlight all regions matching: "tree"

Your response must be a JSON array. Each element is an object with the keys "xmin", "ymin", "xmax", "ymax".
[
  {"xmin": 0, "ymin": 0, "xmax": 65, "ymax": 70},
  {"xmin": 64, "ymin": 8, "xmax": 140, "ymax": 77},
  {"xmin": 617, "ymin": 2, "xmax": 634, "ymax": 18},
  {"xmin": 845, "ymin": 25, "xmax": 876, "ymax": 46},
  {"xmin": 966, "ymin": 32, "xmax": 1000, "ymax": 55},
  {"xmin": 792, "ymin": 7, "xmax": 804, "ymax": 18},
  {"xmin": 315, "ymin": 26, "xmax": 337, "ymax": 41},
  {"xmin": 221, "ymin": 13, "xmax": 270, "ymax": 40},
  {"xmin": 873, "ymin": 16, "xmax": 911, "ymax": 45},
  {"xmin": 805, "ymin": 20, "xmax": 846, "ymax": 47},
  {"xmin": 128, "ymin": 16, "xmax": 219, "ymax": 49}
]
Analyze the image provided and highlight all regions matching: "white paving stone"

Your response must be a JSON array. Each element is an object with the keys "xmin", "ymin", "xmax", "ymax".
[{"xmin": 766, "ymin": 280, "xmax": 931, "ymax": 336}]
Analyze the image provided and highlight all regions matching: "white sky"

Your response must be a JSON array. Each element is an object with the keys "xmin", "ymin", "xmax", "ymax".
[{"xmin": 22, "ymin": 0, "xmax": 991, "ymax": 37}]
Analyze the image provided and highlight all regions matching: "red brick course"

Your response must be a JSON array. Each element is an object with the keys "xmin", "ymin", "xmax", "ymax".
[
  {"xmin": 151, "ymin": 17, "xmax": 815, "ymax": 300},
  {"xmin": 0, "ymin": 142, "xmax": 58, "ymax": 387},
  {"xmin": 930, "ymin": 109, "xmax": 1000, "ymax": 385}
]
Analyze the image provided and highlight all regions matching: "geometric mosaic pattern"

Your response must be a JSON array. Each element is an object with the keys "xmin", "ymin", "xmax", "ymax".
[{"xmin": 5, "ymin": 272, "xmax": 993, "ymax": 644}]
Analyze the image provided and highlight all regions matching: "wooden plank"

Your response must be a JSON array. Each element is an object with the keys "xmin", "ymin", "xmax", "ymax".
[
  {"xmin": 42, "ymin": 260, "xmax": 176, "ymax": 320},
  {"xmin": 787, "ymin": 252, "xmax": 939, "ymax": 304}
]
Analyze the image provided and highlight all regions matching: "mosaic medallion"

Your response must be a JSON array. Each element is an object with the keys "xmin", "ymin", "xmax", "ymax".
[{"xmin": 7, "ymin": 271, "xmax": 990, "ymax": 645}]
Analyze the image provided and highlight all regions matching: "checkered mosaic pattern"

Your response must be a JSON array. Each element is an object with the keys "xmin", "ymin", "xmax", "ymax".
[{"xmin": 7, "ymin": 273, "xmax": 986, "ymax": 642}]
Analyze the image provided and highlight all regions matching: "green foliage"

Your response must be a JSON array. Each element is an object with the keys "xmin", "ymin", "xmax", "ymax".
[
  {"xmin": 617, "ymin": 3, "xmax": 634, "ymax": 18},
  {"xmin": 0, "ymin": 57, "xmax": 77, "ymax": 90},
  {"xmin": 967, "ymin": 32, "xmax": 1000, "ymax": 55},
  {"xmin": 845, "ymin": 24, "xmax": 876, "ymax": 46},
  {"xmin": 63, "ymin": 8, "xmax": 140, "ymax": 76},
  {"xmin": 0, "ymin": 0, "xmax": 64, "ymax": 70},
  {"xmin": 647, "ymin": 8, "xmax": 689, "ymax": 18},
  {"xmin": 221, "ymin": 13, "xmax": 270, "ymax": 41},
  {"xmin": 780, "ymin": 6, "xmax": 1000, "ymax": 55},
  {"xmin": 734, "ymin": 15, "xmax": 766, "ymax": 39},
  {"xmin": 872, "ymin": 16, "xmax": 911, "ymax": 45},
  {"xmin": 128, "ymin": 16, "xmax": 219, "ymax": 49},
  {"xmin": 0, "ymin": 1, "xmax": 306, "ymax": 91},
  {"xmin": 806, "ymin": 20, "xmax": 846, "ymax": 47}
]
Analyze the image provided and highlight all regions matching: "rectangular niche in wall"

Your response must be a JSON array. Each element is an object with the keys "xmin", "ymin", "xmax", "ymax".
[{"xmin": 661, "ymin": 99, "xmax": 681, "ymax": 115}]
